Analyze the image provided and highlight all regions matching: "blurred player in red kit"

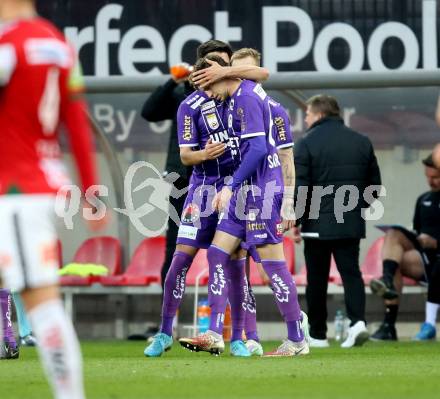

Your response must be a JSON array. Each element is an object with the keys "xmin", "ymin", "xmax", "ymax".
[{"xmin": 0, "ymin": 0, "xmax": 106, "ymax": 398}]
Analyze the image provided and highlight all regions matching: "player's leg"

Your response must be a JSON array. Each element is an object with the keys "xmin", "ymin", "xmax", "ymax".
[
  {"xmin": 332, "ymin": 239, "xmax": 369, "ymax": 348},
  {"xmin": 371, "ymin": 249, "xmax": 424, "ymax": 341},
  {"xmin": 160, "ymin": 175, "xmax": 188, "ymax": 292},
  {"xmin": 12, "ymin": 291, "xmax": 36, "ymax": 346},
  {"xmin": 144, "ymin": 244, "xmax": 198, "ymax": 357},
  {"xmin": 370, "ymin": 229, "xmax": 415, "ymax": 299},
  {"xmin": 146, "ymin": 186, "xmax": 214, "ymax": 357},
  {"xmin": 1, "ymin": 195, "xmax": 85, "ymax": 399},
  {"xmin": 179, "ymin": 231, "xmax": 241, "ymax": 355},
  {"xmin": 0, "ymin": 288, "xmax": 19, "ymax": 359},
  {"xmin": 414, "ymin": 256, "xmax": 438, "ymax": 341},
  {"xmin": 22, "ymin": 286, "xmax": 85, "ymax": 399},
  {"xmin": 227, "ymin": 248, "xmax": 251, "ymax": 357},
  {"xmin": 304, "ymin": 238, "xmax": 332, "ymax": 347},
  {"xmin": 243, "ymin": 248, "xmax": 264, "ymax": 355},
  {"xmin": 257, "ymin": 242, "xmax": 308, "ymax": 357}
]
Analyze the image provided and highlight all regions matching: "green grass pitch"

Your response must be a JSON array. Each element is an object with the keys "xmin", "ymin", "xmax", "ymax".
[{"xmin": 1, "ymin": 340, "xmax": 440, "ymax": 398}]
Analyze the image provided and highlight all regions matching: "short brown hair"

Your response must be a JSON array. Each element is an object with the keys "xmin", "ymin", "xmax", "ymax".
[
  {"xmin": 191, "ymin": 55, "xmax": 229, "ymax": 89},
  {"xmin": 231, "ymin": 48, "xmax": 261, "ymax": 66},
  {"xmin": 197, "ymin": 40, "xmax": 233, "ymax": 59},
  {"xmin": 306, "ymin": 94, "xmax": 341, "ymax": 118}
]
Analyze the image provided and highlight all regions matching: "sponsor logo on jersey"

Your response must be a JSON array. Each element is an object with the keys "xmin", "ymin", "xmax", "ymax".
[
  {"xmin": 190, "ymin": 96, "xmax": 206, "ymax": 110},
  {"xmin": 254, "ymin": 233, "xmax": 268, "ymax": 239},
  {"xmin": 206, "ymin": 113, "xmax": 219, "ymax": 130},
  {"xmin": 210, "ymin": 129, "xmax": 229, "ymax": 143},
  {"xmin": 247, "ymin": 221, "xmax": 266, "ymax": 232},
  {"xmin": 253, "ymin": 84, "xmax": 267, "ymax": 100},
  {"xmin": 201, "ymin": 100, "xmax": 216, "ymax": 111},
  {"xmin": 276, "ymin": 221, "xmax": 284, "ymax": 236},
  {"xmin": 274, "ymin": 116, "xmax": 287, "ymax": 142},
  {"xmin": 177, "ymin": 225, "xmax": 198, "ymax": 240},
  {"xmin": 185, "ymin": 94, "xmax": 200, "ymax": 105},
  {"xmin": 182, "ymin": 203, "xmax": 200, "ymax": 223},
  {"xmin": 183, "ymin": 115, "xmax": 192, "ymax": 141}
]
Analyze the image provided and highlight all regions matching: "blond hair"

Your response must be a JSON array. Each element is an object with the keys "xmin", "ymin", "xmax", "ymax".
[{"xmin": 231, "ymin": 48, "xmax": 261, "ymax": 66}]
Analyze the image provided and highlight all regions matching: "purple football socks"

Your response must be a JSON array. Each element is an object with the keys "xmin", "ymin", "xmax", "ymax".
[
  {"xmin": 0, "ymin": 289, "xmax": 17, "ymax": 347},
  {"xmin": 207, "ymin": 245, "xmax": 231, "ymax": 335},
  {"xmin": 160, "ymin": 251, "xmax": 193, "ymax": 336},
  {"xmin": 244, "ymin": 280, "xmax": 259, "ymax": 342},
  {"xmin": 228, "ymin": 258, "xmax": 246, "ymax": 342},
  {"xmin": 261, "ymin": 260, "xmax": 304, "ymax": 342}
]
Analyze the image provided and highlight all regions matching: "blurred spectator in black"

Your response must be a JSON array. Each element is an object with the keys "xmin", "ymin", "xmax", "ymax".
[
  {"xmin": 294, "ymin": 94, "xmax": 381, "ymax": 349},
  {"xmin": 141, "ymin": 67, "xmax": 193, "ymax": 291},
  {"xmin": 370, "ymin": 153, "xmax": 440, "ymax": 342}
]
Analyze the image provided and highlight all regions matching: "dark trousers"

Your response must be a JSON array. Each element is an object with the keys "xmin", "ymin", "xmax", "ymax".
[
  {"xmin": 304, "ymin": 238, "xmax": 365, "ymax": 340},
  {"xmin": 160, "ymin": 176, "xmax": 188, "ymax": 291}
]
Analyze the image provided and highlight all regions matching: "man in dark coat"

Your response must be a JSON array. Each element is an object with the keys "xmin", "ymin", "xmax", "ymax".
[{"xmin": 294, "ymin": 94, "xmax": 382, "ymax": 348}]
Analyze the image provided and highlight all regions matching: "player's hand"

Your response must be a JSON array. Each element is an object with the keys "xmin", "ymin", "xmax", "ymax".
[
  {"xmin": 281, "ymin": 197, "xmax": 295, "ymax": 232},
  {"xmin": 417, "ymin": 233, "xmax": 437, "ymax": 249},
  {"xmin": 212, "ymin": 186, "xmax": 232, "ymax": 212},
  {"xmin": 191, "ymin": 59, "xmax": 227, "ymax": 89},
  {"xmin": 203, "ymin": 138, "xmax": 226, "ymax": 160},
  {"xmin": 292, "ymin": 227, "xmax": 302, "ymax": 244}
]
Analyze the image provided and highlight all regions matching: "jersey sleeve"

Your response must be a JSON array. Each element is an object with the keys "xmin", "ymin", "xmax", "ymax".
[
  {"xmin": 236, "ymin": 95, "xmax": 265, "ymax": 139},
  {"xmin": 0, "ymin": 43, "xmax": 16, "ymax": 86},
  {"xmin": 272, "ymin": 105, "xmax": 294, "ymax": 149},
  {"xmin": 67, "ymin": 54, "xmax": 85, "ymax": 94},
  {"xmin": 61, "ymin": 55, "xmax": 98, "ymax": 194},
  {"xmin": 177, "ymin": 101, "xmax": 199, "ymax": 147}
]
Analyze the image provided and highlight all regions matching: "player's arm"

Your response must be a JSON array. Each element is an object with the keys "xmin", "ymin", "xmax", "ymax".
[
  {"xmin": 231, "ymin": 96, "xmax": 268, "ymax": 190},
  {"xmin": 0, "ymin": 44, "xmax": 16, "ymax": 86},
  {"xmin": 213, "ymin": 96, "xmax": 267, "ymax": 211},
  {"xmin": 191, "ymin": 59, "xmax": 269, "ymax": 89},
  {"xmin": 273, "ymin": 105, "xmax": 295, "ymax": 194},
  {"xmin": 293, "ymin": 138, "xmax": 311, "ymax": 229},
  {"xmin": 61, "ymin": 59, "xmax": 98, "ymax": 195},
  {"xmin": 177, "ymin": 100, "xmax": 225, "ymax": 166},
  {"xmin": 180, "ymin": 138, "xmax": 225, "ymax": 166},
  {"xmin": 279, "ymin": 147, "xmax": 296, "ymax": 231},
  {"xmin": 273, "ymin": 105, "xmax": 296, "ymax": 229}
]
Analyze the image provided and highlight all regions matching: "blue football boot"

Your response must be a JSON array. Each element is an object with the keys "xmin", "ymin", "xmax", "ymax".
[
  {"xmin": 413, "ymin": 322, "xmax": 436, "ymax": 341},
  {"xmin": 144, "ymin": 333, "xmax": 173, "ymax": 357}
]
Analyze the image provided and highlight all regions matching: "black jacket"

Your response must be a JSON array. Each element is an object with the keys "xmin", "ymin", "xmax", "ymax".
[
  {"xmin": 141, "ymin": 79, "xmax": 191, "ymax": 179},
  {"xmin": 294, "ymin": 116, "xmax": 382, "ymax": 240}
]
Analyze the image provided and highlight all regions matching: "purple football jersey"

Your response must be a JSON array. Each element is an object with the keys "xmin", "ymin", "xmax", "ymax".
[
  {"xmin": 177, "ymin": 90, "xmax": 238, "ymax": 184},
  {"xmin": 268, "ymin": 98, "xmax": 294, "ymax": 149},
  {"xmin": 227, "ymin": 80, "xmax": 284, "ymax": 197}
]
